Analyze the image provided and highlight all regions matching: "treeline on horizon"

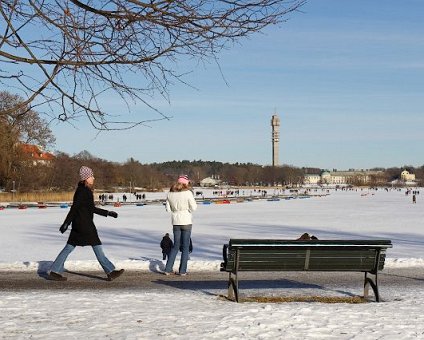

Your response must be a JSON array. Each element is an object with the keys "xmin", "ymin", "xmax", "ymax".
[
  {"xmin": 2, "ymin": 150, "xmax": 423, "ymax": 192},
  {"xmin": 1, "ymin": 90, "xmax": 422, "ymax": 193}
]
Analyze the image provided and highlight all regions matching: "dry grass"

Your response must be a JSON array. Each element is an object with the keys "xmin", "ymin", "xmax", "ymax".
[
  {"xmin": 0, "ymin": 192, "xmax": 73, "ymax": 202},
  {"xmin": 219, "ymin": 295, "xmax": 367, "ymax": 304}
]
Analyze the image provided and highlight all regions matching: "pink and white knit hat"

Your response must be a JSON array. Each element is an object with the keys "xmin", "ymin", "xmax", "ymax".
[
  {"xmin": 79, "ymin": 166, "xmax": 94, "ymax": 181},
  {"xmin": 177, "ymin": 174, "xmax": 189, "ymax": 185}
]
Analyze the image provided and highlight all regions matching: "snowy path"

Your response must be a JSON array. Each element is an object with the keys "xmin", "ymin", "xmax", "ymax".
[
  {"xmin": 1, "ymin": 269, "xmax": 423, "ymax": 339},
  {"xmin": 0, "ymin": 268, "xmax": 422, "ymax": 296}
]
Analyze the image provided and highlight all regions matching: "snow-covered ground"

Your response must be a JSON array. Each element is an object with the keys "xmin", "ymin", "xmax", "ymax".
[{"xmin": 1, "ymin": 188, "xmax": 423, "ymax": 339}]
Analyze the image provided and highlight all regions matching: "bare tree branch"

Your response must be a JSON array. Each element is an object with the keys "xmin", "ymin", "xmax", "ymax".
[{"xmin": 0, "ymin": 0, "xmax": 306, "ymax": 129}]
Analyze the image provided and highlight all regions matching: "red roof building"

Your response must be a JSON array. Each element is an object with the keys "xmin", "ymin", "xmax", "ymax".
[{"xmin": 20, "ymin": 144, "xmax": 55, "ymax": 165}]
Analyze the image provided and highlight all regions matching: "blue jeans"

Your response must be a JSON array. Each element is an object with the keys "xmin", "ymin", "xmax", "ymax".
[
  {"xmin": 50, "ymin": 243, "xmax": 116, "ymax": 274},
  {"xmin": 164, "ymin": 225, "xmax": 192, "ymax": 274}
]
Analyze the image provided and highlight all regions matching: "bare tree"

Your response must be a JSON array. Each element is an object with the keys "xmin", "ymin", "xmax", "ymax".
[{"xmin": 0, "ymin": 0, "xmax": 305, "ymax": 130}]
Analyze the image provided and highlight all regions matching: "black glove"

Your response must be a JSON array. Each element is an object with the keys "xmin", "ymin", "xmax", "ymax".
[
  {"xmin": 59, "ymin": 222, "xmax": 69, "ymax": 234},
  {"xmin": 108, "ymin": 211, "xmax": 118, "ymax": 218}
]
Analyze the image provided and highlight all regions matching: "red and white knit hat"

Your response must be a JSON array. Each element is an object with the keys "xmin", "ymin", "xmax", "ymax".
[
  {"xmin": 79, "ymin": 166, "xmax": 94, "ymax": 181},
  {"xmin": 177, "ymin": 174, "xmax": 189, "ymax": 185}
]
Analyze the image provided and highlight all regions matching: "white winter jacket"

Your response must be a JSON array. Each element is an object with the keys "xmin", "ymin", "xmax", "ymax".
[{"xmin": 165, "ymin": 190, "xmax": 197, "ymax": 225}]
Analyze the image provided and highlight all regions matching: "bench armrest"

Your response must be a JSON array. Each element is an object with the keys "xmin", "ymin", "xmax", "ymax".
[{"xmin": 222, "ymin": 244, "xmax": 229, "ymax": 266}]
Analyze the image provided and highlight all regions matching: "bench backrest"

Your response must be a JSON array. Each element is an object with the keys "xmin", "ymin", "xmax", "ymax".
[{"xmin": 222, "ymin": 239, "xmax": 392, "ymax": 273}]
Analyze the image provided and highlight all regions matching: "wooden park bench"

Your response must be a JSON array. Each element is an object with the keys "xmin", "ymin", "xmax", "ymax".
[{"xmin": 220, "ymin": 239, "xmax": 392, "ymax": 302}]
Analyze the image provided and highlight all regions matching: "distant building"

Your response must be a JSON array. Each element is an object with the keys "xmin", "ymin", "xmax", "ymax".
[
  {"xmin": 200, "ymin": 176, "xmax": 221, "ymax": 187},
  {"xmin": 304, "ymin": 169, "xmax": 385, "ymax": 186},
  {"xmin": 304, "ymin": 174, "xmax": 321, "ymax": 185},
  {"xmin": 271, "ymin": 114, "xmax": 280, "ymax": 167},
  {"xmin": 400, "ymin": 170, "xmax": 415, "ymax": 182},
  {"xmin": 20, "ymin": 144, "xmax": 54, "ymax": 166},
  {"xmin": 318, "ymin": 171, "xmax": 329, "ymax": 184},
  {"xmin": 395, "ymin": 170, "xmax": 417, "ymax": 186}
]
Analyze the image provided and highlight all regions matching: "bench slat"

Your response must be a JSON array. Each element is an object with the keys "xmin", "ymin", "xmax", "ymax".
[{"xmin": 229, "ymin": 239, "xmax": 393, "ymax": 248}]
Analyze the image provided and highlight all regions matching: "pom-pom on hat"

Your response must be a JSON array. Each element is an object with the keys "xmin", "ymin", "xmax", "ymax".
[
  {"xmin": 79, "ymin": 166, "xmax": 94, "ymax": 181},
  {"xmin": 177, "ymin": 174, "xmax": 189, "ymax": 185}
]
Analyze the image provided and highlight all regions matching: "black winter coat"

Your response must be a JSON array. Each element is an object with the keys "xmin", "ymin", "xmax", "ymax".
[
  {"xmin": 160, "ymin": 235, "xmax": 173, "ymax": 254},
  {"xmin": 63, "ymin": 182, "xmax": 109, "ymax": 246}
]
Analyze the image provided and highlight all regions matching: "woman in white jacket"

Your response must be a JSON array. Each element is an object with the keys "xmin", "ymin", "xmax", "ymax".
[{"xmin": 164, "ymin": 175, "xmax": 197, "ymax": 275}]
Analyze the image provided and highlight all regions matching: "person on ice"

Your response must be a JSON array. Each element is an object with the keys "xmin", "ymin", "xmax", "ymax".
[
  {"xmin": 160, "ymin": 233, "xmax": 173, "ymax": 260},
  {"xmin": 48, "ymin": 166, "xmax": 124, "ymax": 282},
  {"xmin": 163, "ymin": 175, "xmax": 197, "ymax": 276}
]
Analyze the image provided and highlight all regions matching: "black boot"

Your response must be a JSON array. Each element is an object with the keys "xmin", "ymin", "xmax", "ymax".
[
  {"xmin": 107, "ymin": 269, "xmax": 125, "ymax": 281},
  {"xmin": 48, "ymin": 271, "xmax": 67, "ymax": 281}
]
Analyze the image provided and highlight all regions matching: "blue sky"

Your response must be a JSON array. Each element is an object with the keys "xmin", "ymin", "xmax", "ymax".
[{"xmin": 50, "ymin": 0, "xmax": 424, "ymax": 169}]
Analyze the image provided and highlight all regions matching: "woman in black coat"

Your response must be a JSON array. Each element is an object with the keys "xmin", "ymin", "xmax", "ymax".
[{"xmin": 48, "ymin": 166, "xmax": 124, "ymax": 281}]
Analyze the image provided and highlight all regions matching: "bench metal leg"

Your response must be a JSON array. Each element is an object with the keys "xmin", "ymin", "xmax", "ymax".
[
  {"xmin": 228, "ymin": 272, "xmax": 239, "ymax": 302},
  {"xmin": 364, "ymin": 272, "xmax": 380, "ymax": 302},
  {"xmin": 227, "ymin": 248, "xmax": 241, "ymax": 302}
]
